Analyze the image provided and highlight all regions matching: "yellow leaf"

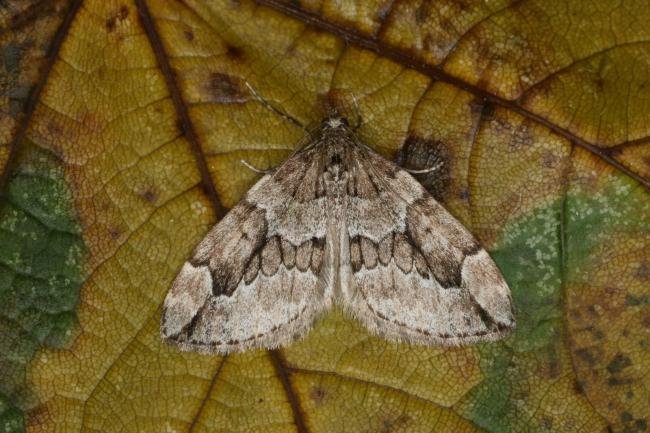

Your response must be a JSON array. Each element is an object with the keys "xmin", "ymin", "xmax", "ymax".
[{"xmin": 0, "ymin": 1, "xmax": 648, "ymax": 432}]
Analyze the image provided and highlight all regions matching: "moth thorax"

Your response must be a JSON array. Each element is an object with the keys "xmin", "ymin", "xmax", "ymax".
[
  {"xmin": 325, "ymin": 152, "xmax": 346, "ymax": 181},
  {"xmin": 323, "ymin": 152, "xmax": 348, "ymax": 198}
]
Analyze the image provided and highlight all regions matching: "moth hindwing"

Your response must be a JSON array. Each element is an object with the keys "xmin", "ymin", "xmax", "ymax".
[{"xmin": 161, "ymin": 116, "xmax": 515, "ymax": 354}]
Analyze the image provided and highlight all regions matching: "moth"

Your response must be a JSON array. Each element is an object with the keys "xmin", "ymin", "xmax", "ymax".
[{"xmin": 161, "ymin": 116, "xmax": 515, "ymax": 354}]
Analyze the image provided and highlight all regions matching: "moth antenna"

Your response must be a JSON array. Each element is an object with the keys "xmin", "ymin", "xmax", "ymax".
[
  {"xmin": 244, "ymin": 82, "xmax": 307, "ymax": 131},
  {"xmin": 240, "ymin": 159, "xmax": 272, "ymax": 174}
]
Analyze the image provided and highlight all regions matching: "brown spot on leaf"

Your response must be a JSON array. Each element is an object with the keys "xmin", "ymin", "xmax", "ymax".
[
  {"xmin": 25, "ymin": 404, "xmax": 50, "ymax": 427},
  {"xmin": 206, "ymin": 73, "xmax": 248, "ymax": 104},
  {"xmin": 106, "ymin": 5, "xmax": 129, "ymax": 32},
  {"xmin": 573, "ymin": 379, "xmax": 585, "ymax": 394},
  {"xmin": 309, "ymin": 386, "xmax": 326, "ymax": 404},
  {"xmin": 606, "ymin": 353, "xmax": 632, "ymax": 374},
  {"xmin": 139, "ymin": 188, "xmax": 157, "ymax": 204},
  {"xmin": 593, "ymin": 77, "xmax": 606, "ymax": 91},
  {"xmin": 225, "ymin": 44, "xmax": 244, "ymax": 61},
  {"xmin": 470, "ymin": 97, "xmax": 495, "ymax": 122},
  {"xmin": 574, "ymin": 348, "xmax": 597, "ymax": 366},
  {"xmin": 395, "ymin": 135, "xmax": 450, "ymax": 200},
  {"xmin": 542, "ymin": 150, "xmax": 560, "ymax": 169},
  {"xmin": 422, "ymin": 34, "xmax": 436, "ymax": 53},
  {"xmin": 108, "ymin": 226, "xmax": 122, "ymax": 240},
  {"xmin": 46, "ymin": 120, "xmax": 63, "ymax": 139},
  {"xmin": 285, "ymin": 39, "xmax": 300, "ymax": 56},
  {"xmin": 378, "ymin": 414, "xmax": 411, "ymax": 433},
  {"xmin": 184, "ymin": 30, "xmax": 194, "ymax": 41}
]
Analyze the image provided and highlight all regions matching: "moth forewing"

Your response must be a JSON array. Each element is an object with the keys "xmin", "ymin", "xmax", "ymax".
[{"xmin": 161, "ymin": 116, "xmax": 515, "ymax": 354}]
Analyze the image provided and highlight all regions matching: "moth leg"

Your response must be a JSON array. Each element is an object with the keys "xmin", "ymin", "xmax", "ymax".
[{"xmin": 403, "ymin": 161, "xmax": 443, "ymax": 175}]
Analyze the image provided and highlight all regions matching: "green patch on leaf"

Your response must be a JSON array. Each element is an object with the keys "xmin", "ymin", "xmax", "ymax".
[
  {"xmin": 492, "ymin": 199, "xmax": 565, "ymax": 352},
  {"xmin": 460, "ymin": 173, "xmax": 648, "ymax": 433},
  {"xmin": 0, "ymin": 143, "xmax": 86, "ymax": 427},
  {"xmin": 564, "ymin": 175, "xmax": 649, "ymax": 282},
  {"xmin": 459, "ymin": 197, "xmax": 564, "ymax": 432},
  {"xmin": 0, "ymin": 391, "xmax": 23, "ymax": 433}
]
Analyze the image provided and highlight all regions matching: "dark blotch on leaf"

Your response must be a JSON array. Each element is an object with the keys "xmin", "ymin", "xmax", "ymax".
[
  {"xmin": 108, "ymin": 226, "xmax": 122, "ymax": 240},
  {"xmin": 573, "ymin": 380, "xmax": 584, "ymax": 394},
  {"xmin": 574, "ymin": 348, "xmax": 597, "ymax": 366},
  {"xmin": 606, "ymin": 353, "xmax": 632, "ymax": 374},
  {"xmin": 140, "ymin": 187, "xmax": 157, "ymax": 204},
  {"xmin": 106, "ymin": 5, "xmax": 129, "ymax": 32},
  {"xmin": 2, "ymin": 42, "xmax": 26, "ymax": 73},
  {"xmin": 470, "ymin": 98, "xmax": 494, "ymax": 120},
  {"xmin": 184, "ymin": 29, "xmax": 194, "ymax": 41},
  {"xmin": 309, "ymin": 387, "xmax": 326, "ymax": 404},
  {"xmin": 106, "ymin": 16, "xmax": 116, "ymax": 32},
  {"xmin": 621, "ymin": 412, "xmax": 634, "ymax": 423},
  {"xmin": 380, "ymin": 414, "xmax": 411, "ymax": 433},
  {"xmin": 207, "ymin": 72, "xmax": 248, "ymax": 104},
  {"xmin": 9, "ymin": 1, "xmax": 56, "ymax": 31},
  {"xmin": 225, "ymin": 44, "xmax": 245, "ymax": 61},
  {"xmin": 619, "ymin": 411, "xmax": 648, "ymax": 433},
  {"xmin": 395, "ymin": 136, "xmax": 450, "ymax": 200}
]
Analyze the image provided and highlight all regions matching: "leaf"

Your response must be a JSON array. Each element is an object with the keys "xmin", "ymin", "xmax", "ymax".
[{"xmin": 0, "ymin": 1, "xmax": 648, "ymax": 433}]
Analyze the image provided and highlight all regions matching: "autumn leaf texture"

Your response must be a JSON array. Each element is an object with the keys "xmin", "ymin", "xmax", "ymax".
[{"xmin": 1, "ymin": 1, "xmax": 649, "ymax": 432}]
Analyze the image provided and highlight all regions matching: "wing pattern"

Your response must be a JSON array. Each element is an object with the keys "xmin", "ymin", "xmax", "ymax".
[
  {"xmin": 161, "ymin": 149, "xmax": 332, "ymax": 353},
  {"xmin": 162, "ymin": 116, "xmax": 515, "ymax": 353}
]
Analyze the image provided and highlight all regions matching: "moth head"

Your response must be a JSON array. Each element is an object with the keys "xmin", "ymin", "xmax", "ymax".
[{"xmin": 321, "ymin": 116, "xmax": 349, "ymax": 130}]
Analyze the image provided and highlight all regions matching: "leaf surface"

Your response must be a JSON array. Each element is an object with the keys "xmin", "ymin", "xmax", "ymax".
[{"xmin": 0, "ymin": 1, "xmax": 648, "ymax": 432}]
